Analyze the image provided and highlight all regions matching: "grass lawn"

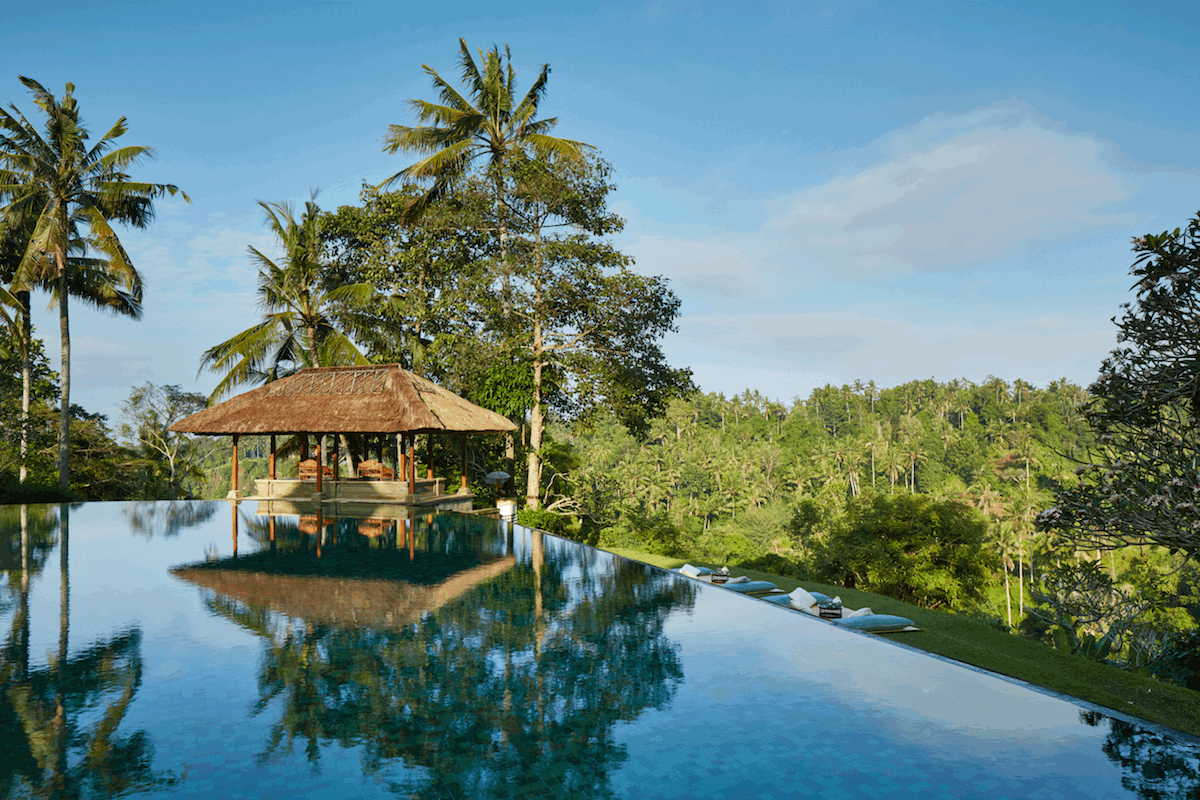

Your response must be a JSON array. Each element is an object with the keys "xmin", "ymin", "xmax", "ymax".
[{"xmin": 604, "ymin": 546, "xmax": 1200, "ymax": 739}]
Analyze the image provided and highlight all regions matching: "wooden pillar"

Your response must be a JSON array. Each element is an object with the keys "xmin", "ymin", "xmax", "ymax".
[
  {"xmin": 315, "ymin": 437, "xmax": 323, "ymax": 494},
  {"xmin": 231, "ymin": 504, "xmax": 239, "ymax": 557},
  {"xmin": 460, "ymin": 435, "xmax": 468, "ymax": 489},
  {"xmin": 231, "ymin": 434, "xmax": 240, "ymax": 497},
  {"xmin": 408, "ymin": 434, "xmax": 416, "ymax": 487},
  {"xmin": 332, "ymin": 436, "xmax": 340, "ymax": 480},
  {"xmin": 300, "ymin": 434, "xmax": 309, "ymax": 461},
  {"xmin": 269, "ymin": 434, "xmax": 276, "ymax": 479},
  {"xmin": 427, "ymin": 434, "xmax": 435, "ymax": 479},
  {"xmin": 397, "ymin": 434, "xmax": 406, "ymax": 485}
]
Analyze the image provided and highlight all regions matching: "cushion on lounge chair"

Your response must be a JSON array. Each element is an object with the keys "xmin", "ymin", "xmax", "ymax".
[
  {"xmin": 679, "ymin": 564, "xmax": 712, "ymax": 578},
  {"xmin": 788, "ymin": 587, "xmax": 817, "ymax": 610},
  {"xmin": 721, "ymin": 580, "xmax": 777, "ymax": 594},
  {"xmin": 761, "ymin": 594, "xmax": 794, "ymax": 606},
  {"xmin": 725, "ymin": 575, "xmax": 751, "ymax": 584},
  {"xmin": 808, "ymin": 591, "xmax": 834, "ymax": 604},
  {"xmin": 833, "ymin": 614, "xmax": 914, "ymax": 632},
  {"xmin": 843, "ymin": 606, "xmax": 873, "ymax": 618}
]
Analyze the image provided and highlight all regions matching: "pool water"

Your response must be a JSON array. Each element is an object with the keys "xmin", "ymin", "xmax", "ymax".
[{"xmin": 0, "ymin": 501, "xmax": 1197, "ymax": 799}]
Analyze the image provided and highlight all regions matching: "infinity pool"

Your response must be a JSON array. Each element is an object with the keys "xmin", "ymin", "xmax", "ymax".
[{"xmin": 0, "ymin": 501, "xmax": 1197, "ymax": 799}]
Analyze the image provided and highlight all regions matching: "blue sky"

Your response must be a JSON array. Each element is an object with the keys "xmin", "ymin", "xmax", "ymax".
[{"xmin": 4, "ymin": 1, "xmax": 1200, "ymax": 423}]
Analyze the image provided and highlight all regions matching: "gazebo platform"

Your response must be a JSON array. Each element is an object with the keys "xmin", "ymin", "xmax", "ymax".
[{"xmin": 252, "ymin": 478, "xmax": 475, "ymax": 513}]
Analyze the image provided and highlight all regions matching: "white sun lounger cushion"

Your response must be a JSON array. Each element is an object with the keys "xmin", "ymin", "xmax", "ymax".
[
  {"xmin": 679, "ymin": 564, "xmax": 709, "ymax": 578},
  {"xmin": 788, "ymin": 587, "xmax": 818, "ymax": 613},
  {"xmin": 725, "ymin": 575, "xmax": 751, "ymax": 584}
]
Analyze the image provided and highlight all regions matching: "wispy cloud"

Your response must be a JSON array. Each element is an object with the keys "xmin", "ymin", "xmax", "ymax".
[
  {"xmin": 626, "ymin": 103, "xmax": 1141, "ymax": 292},
  {"xmin": 771, "ymin": 103, "xmax": 1137, "ymax": 279}
]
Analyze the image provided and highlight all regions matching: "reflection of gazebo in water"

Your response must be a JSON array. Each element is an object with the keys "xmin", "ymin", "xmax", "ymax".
[
  {"xmin": 170, "ymin": 513, "xmax": 517, "ymax": 628},
  {"xmin": 171, "ymin": 364, "xmax": 516, "ymax": 511}
]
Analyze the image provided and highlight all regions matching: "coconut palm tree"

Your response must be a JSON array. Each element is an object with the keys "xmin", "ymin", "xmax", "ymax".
[
  {"xmin": 883, "ymin": 444, "xmax": 904, "ymax": 494},
  {"xmin": 381, "ymin": 39, "xmax": 590, "ymax": 316},
  {"xmin": 200, "ymin": 197, "xmax": 377, "ymax": 401},
  {"xmin": 0, "ymin": 77, "xmax": 187, "ymax": 490},
  {"xmin": 994, "ymin": 519, "xmax": 1020, "ymax": 628}
]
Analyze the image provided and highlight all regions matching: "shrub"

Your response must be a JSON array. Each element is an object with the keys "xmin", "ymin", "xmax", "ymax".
[
  {"xmin": 815, "ymin": 493, "xmax": 994, "ymax": 610},
  {"xmin": 737, "ymin": 552, "xmax": 803, "ymax": 578},
  {"xmin": 596, "ymin": 509, "xmax": 682, "ymax": 555},
  {"xmin": 517, "ymin": 507, "xmax": 572, "ymax": 537}
]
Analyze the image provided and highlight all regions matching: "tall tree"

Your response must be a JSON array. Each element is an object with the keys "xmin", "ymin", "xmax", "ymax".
[
  {"xmin": 506, "ymin": 157, "xmax": 692, "ymax": 509},
  {"xmin": 200, "ymin": 197, "xmax": 376, "ymax": 400},
  {"xmin": 1040, "ymin": 213, "xmax": 1200, "ymax": 559},
  {"xmin": 381, "ymin": 38, "xmax": 590, "ymax": 317},
  {"xmin": 118, "ymin": 383, "xmax": 207, "ymax": 498},
  {"xmin": 0, "ymin": 77, "xmax": 186, "ymax": 490}
]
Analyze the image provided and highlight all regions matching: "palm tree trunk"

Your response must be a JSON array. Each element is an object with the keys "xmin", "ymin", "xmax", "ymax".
[
  {"xmin": 526, "ymin": 318, "xmax": 544, "ymax": 511},
  {"xmin": 58, "ymin": 267, "xmax": 70, "ymax": 492},
  {"xmin": 1018, "ymin": 531, "xmax": 1025, "ymax": 619},
  {"xmin": 18, "ymin": 289, "xmax": 30, "ymax": 484},
  {"xmin": 495, "ymin": 171, "xmax": 511, "ymax": 317},
  {"xmin": 1003, "ymin": 565, "xmax": 1012, "ymax": 628}
]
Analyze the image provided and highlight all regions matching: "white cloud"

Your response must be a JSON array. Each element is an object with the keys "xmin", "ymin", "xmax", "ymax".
[
  {"xmin": 769, "ymin": 104, "xmax": 1138, "ymax": 279},
  {"xmin": 627, "ymin": 234, "xmax": 774, "ymax": 295},
  {"xmin": 621, "ymin": 103, "xmax": 1142, "ymax": 296}
]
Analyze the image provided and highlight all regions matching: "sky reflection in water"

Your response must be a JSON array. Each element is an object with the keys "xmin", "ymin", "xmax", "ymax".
[{"xmin": 0, "ymin": 501, "xmax": 1197, "ymax": 799}]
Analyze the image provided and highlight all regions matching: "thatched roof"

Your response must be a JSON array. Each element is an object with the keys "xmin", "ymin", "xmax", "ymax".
[{"xmin": 171, "ymin": 364, "xmax": 516, "ymax": 435}]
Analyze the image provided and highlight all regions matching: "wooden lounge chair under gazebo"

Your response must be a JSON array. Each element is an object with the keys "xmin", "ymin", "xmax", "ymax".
[{"xmin": 171, "ymin": 364, "xmax": 516, "ymax": 510}]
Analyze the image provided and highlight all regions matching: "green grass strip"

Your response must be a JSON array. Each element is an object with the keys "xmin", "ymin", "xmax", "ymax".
[{"xmin": 605, "ymin": 546, "xmax": 1200, "ymax": 738}]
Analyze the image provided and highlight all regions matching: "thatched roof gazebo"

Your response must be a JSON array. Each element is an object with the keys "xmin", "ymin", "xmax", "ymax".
[{"xmin": 172, "ymin": 364, "xmax": 516, "ymax": 504}]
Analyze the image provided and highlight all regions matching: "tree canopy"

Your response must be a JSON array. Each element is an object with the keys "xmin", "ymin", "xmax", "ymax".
[{"xmin": 1039, "ymin": 213, "xmax": 1200, "ymax": 559}]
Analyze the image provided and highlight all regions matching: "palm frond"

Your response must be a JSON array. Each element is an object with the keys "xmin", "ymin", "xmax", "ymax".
[
  {"xmin": 0, "ymin": 285, "xmax": 26, "ymax": 359},
  {"xmin": 316, "ymin": 330, "xmax": 369, "ymax": 367},
  {"xmin": 78, "ymin": 205, "xmax": 142, "ymax": 296},
  {"xmin": 419, "ymin": 67, "xmax": 476, "ymax": 117},
  {"xmin": 456, "ymin": 38, "xmax": 486, "ymax": 104},
  {"xmin": 523, "ymin": 132, "xmax": 592, "ymax": 162},
  {"xmin": 512, "ymin": 63, "xmax": 551, "ymax": 126}
]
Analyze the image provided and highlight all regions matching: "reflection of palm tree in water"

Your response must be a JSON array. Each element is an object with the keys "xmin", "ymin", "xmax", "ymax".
[
  {"xmin": 217, "ymin": 524, "xmax": 695, "ymax": 798},
  {"xmin": 123, "ymin": 499, "xmax": 218, "ymax": 539},
  {"xmin": 1079, "ymin": 710, "xmax": 1200, "ymax": 799},
  {"xmin": 0, "ymin": 504, "xmax": 181, "ymax": 797}
]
